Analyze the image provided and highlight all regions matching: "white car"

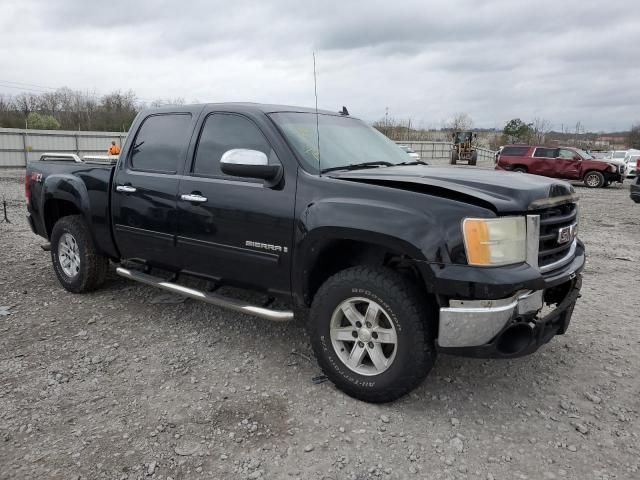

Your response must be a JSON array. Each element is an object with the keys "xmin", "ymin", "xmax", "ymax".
[
  {"xmin": 624, "ymin": 150, "xmax": 640, "ymax": 178},
  {"xmin": 398, "ymin": 145, "xmax": 422, "ymax": 161},
  {"xmin": 606, "ymin": 150, "xmax": 628, "ymax": 161}
]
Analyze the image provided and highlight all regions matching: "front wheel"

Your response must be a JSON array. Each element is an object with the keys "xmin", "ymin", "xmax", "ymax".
[
  {"xmin": 584, "ymin": 171, "xmax": 605, "ymax": 188},
  {"xmin": 51, "ymin": 215, "xmax": 109, "ymax": 293},
  {"xmin": 309, "ymin": 266, "xmax": 436, "ymax": 403},
  {"xmin": 450, "ymin": 151, "xmax": 459, "ymax": 165}
]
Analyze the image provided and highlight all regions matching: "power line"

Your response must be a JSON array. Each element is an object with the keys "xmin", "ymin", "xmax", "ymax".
[
  {"xmin": 0, "ymin": 79, "xmax": 58, "ymax": 90},
  {"xmin": 0, "ymin": 79, "xmax": 157, "ymax": 103}
]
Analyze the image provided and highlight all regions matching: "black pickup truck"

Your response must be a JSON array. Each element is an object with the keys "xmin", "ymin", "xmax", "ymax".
[{"xmin": 25, "ymin": 103, "xmax": 585, "ymax": 403}]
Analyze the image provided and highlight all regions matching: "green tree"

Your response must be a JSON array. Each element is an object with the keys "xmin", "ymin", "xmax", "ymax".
[
  {"xmin": 27, "ymin": 112, "xmax": 60, "ymax": 130},
  {"xmin": 503, "ymin": 118, "xmax": 533, "ymax": 143}
]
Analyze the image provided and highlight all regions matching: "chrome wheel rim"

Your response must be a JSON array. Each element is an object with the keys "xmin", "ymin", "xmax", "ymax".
[
  {"xmin": 58, "ymin": 233, "xmax": 80, "ymax": 277},
  {"xmin": 586, "ymin": 174, "xmax": 599, "ymax": 187},
  {"xmin": 329, "ymin": 297, "xmax": 398, "ymax": 376}
]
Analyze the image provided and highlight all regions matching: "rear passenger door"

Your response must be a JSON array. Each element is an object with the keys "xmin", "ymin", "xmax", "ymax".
[
  {"xmin": 175, "ymin": 111, "xmax": 296, "ymax": 296},
  {"xmin": 112, "ymin": 109, "xmax": 200, "ymax": 266}
]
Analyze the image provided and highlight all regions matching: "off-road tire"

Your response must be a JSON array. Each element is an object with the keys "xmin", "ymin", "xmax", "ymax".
[
  {"xmin": 450, "ymin": 151, "xmax": 459, "ymax": 165},
  {"xmin": 583, "ymin": 171, "xmax": 605, "ymax": 188},
  {"xmin": 309, "ymin": 266, "xmax": 436, "ymax": 403},
  {"xmin": 470, "ymin": 151, "xmax": 478, "ymax": 166},
  {"xmin": 51, "ymin": 215, "xmax": 109, "ymax": 293}
]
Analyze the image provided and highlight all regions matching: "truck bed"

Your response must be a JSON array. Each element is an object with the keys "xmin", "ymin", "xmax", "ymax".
[{"xmin": 26, "ymin": 159, "xmax": 119, "ymax": 259}]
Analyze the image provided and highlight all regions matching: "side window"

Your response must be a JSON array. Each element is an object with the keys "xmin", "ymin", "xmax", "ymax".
[
  {"xmin": 533, "ymin": 147, "xmax": 557, "ymax": 158},
  {"xmin": 193, "ymin": 113, "xmax": 274, "ymax": 179},
  {"xmin": 501, "ymin": 146, "xmax": 529, "ymax": 156},
  {"xmin": 130, "ymin": 114, "xmax": 192, "ymax": 173},
  {"xmin": 557, "ymin": 149, "xmax": 576, "ymax": 159}
]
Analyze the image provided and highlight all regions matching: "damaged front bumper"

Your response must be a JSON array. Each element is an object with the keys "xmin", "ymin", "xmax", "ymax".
[{"xmin": 436, "ymin": 274, "xmax": 582, "ymax": 358}]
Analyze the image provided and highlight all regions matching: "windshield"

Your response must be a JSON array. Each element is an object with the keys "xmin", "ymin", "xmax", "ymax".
[
  {"xmin": 613, "ymin": 151, "xmax": 627, "ymax": 158},
  {"xmin": 269, "ymin": 112, "xmax": 411, "ymax": 172},
  {"xmin": 454, "ymin": 132, "xmax": 472, "ymax": 144}
]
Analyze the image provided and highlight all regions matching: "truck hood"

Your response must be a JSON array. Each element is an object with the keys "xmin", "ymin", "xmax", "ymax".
[{"xmin": 330, "ymin": 166, "xmax": 576, "ymax": 214}]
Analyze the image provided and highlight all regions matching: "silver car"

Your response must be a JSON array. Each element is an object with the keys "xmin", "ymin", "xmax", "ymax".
[{"xmin": 398, "ymin": 145, "xmax": 421, "ymax": 161}]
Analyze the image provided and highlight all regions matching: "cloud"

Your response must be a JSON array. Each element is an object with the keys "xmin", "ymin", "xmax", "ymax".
[{"xmin": 0, "ymin": 0, "xmax": 637, "ymax": 131}]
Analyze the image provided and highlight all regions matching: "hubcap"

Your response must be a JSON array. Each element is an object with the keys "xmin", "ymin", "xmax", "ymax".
[
  {"xmin": 58, "ymin": 233, "xmax": 81, "ymax": 278},
  {"xmin": 329, "ymin": 297, "xmax": 398, "ymax": 376},
  {"xmin": 586, "ymin": 175, "xmax": 599, "ymax": 187}
]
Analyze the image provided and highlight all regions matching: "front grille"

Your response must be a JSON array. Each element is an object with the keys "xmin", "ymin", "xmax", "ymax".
[
  {"xmin": 538, "ymin": 202, "xmax": 578, "ymax": 270},
  {"xmin": 619, "ymin": 165, "xmax": 625, "ymax": 174}
]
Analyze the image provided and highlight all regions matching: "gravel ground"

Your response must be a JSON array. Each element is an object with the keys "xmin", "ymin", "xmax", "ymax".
[{"xmin": 0, "ymin": 168, "xmax": 638, "ymax": 480}]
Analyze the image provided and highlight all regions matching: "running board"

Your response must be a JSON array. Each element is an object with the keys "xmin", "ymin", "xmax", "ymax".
[{"xmin": 116, "ymin": 267, "xmax": 293, "ymax": 322}]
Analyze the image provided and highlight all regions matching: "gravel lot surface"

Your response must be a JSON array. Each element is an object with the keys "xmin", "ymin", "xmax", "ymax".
[{"xmin": 1, "ymin": 168, "xmax": 638, "ymax": 480}]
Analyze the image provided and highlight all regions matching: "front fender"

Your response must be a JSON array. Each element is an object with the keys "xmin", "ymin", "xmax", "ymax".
[{"xmin": 293, "ymin": 197, "xmax": 453, "ymax": 304}]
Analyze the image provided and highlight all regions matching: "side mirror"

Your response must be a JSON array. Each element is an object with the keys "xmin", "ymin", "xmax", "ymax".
[{"xmin": 220, "ymin": 149, "xmax": 282, "ymax": 182}]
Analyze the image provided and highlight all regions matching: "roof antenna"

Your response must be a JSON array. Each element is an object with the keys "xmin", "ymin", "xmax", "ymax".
[{"xmin": 313, "ymin": 51, "xmax": 321, "ymax": 176}]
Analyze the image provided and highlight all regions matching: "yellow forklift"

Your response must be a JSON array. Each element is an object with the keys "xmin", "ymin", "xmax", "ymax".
[{"xmin": 450, "ymin": 131, "xmax": 478, "ymax": 166}]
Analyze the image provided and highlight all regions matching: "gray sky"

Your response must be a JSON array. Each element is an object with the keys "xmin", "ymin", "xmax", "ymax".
[{"xmin": 1, "ymin": 0, "xmax": 638, "ymax": 131}]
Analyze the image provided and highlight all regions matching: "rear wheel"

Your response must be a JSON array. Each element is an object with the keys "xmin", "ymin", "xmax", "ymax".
[
  {"xmin": 470, "ymin": 151, "xmax": 478, "ymax": 166},
  {"xmin": 513, "ymin": 166, "xmax": 527, "ymax": 173},
  {"xmin": 584, "ymin": 171, "xmax": 605, "ymax": 188},
  {"xmin": 309, "ymin": 266, "xmax": 436, "ymax": 403},
  {"xmin": 51, "ymin": 215, "xmax": 109, "ymax": 293}
]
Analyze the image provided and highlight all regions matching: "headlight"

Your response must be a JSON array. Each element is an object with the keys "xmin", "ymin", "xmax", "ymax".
[{"xmin": 462, "ymin": 217, "xmax": 526, "ymax": 266}]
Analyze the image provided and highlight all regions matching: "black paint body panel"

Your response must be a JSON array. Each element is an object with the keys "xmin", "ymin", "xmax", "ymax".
[{"xmin": 26, "ymin": 103, "xmax": 585, "ymax": 308}]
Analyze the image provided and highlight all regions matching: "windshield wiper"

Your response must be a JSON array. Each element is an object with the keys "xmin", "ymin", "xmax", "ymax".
[
  {"xmin": 321, "ymin": 161, "xmax": 393, "ymax": 174},
  {"xmin": 396, "ymin": 160, "xmax": 428, "ymax": 166}
]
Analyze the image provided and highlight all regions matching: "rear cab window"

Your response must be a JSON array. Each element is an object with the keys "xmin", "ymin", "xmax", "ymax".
[{"xmin": 129, "ymin": 113, "xmax": 193, "ymax": 173}]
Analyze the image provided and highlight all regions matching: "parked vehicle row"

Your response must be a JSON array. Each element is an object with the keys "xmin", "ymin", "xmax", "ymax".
[
  {"xmin": 495, "ymin": 145, "xmax": 625, "ymax": 188},
  {"xmin": 25, "ymin": 103, "xmax": 584, "ymax": 403}
]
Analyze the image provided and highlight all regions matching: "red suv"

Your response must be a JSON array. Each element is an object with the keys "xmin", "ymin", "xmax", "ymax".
[{"xmin": 495, "ymin": 145, "xmax": 625, "ymax": 188}]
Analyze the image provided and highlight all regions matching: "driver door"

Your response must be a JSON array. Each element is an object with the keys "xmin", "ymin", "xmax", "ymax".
[
  {"xmin": 174, "ymin": 111, "xmax": 296, "ymax": 296},
  {"xmin": 555, "ymin": 149, "xmax": 582, "ymax": 179}
]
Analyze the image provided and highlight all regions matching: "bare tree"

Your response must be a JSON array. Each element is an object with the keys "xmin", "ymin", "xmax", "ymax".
[
  {"xmin": 14, "ymin": 93, "xmax": 40, "ymax": 121},
  {"xmin": 531, "ymin": 117, "xmax": 552, "ymax": 144},
  {"xmin": 445, "ymin": 113, "xmax": 473, "ymax": 132}
]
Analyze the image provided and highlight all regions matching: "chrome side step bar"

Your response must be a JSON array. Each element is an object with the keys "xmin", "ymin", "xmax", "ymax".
[{"xmin": 116, "ymin": 267, "xmax": 294, "ymax": 322}]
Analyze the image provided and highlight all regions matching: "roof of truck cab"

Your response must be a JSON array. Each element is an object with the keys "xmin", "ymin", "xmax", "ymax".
[{"xmin": 142, "ymin": 102, "xmax": 346, "ymax": 116}]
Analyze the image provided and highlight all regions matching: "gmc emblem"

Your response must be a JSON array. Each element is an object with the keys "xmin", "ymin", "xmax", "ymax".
[{"xmin": 557, "ymin": 223, "xmax": 577, "ymax": 244}]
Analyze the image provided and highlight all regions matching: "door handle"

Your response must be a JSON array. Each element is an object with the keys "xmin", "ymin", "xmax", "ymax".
[
  {"xmin": 116, "ymin": 185, "xmax": 137, "ymax": 193},
  {"xmin": 180, "ymin": 193, "xmax": 208, "ymax": 203}
]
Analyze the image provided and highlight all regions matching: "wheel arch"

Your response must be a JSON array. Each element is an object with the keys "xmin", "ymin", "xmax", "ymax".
[
  {"xmin": 295, "ymin": 228, "xmax": 433, "ymax": 308},
  {"xmin": 42, "ymin": 174, "xmax": 91, "ymax": 238}
]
